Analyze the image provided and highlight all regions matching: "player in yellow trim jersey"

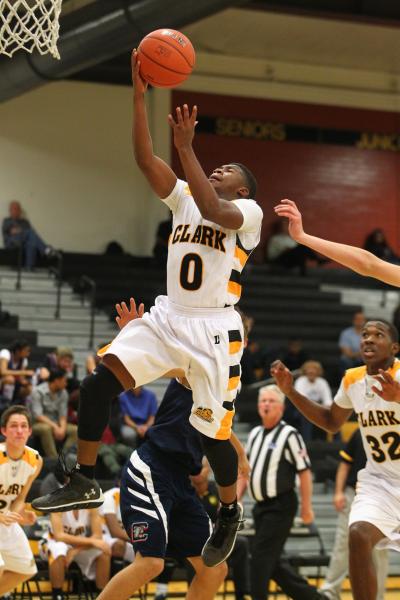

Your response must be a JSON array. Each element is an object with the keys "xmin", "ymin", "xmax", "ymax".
[
  {"xmin": 0, "ymin": 405, "xmax": 42, "ymax": 596},
  {"xmin": 271, "ymin": 319, "xmax": 400, "ymax": 600}
]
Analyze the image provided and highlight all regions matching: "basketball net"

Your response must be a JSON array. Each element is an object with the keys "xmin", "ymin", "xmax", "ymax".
[{"xmin": 0, "ymin": 0, "xmax": 63, "ymax": 59}]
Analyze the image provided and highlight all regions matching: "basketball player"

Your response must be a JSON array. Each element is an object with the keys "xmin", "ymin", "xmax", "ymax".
[
  {"xmin": 40, "ymin": 508, "xmax": 112, "ymax": 600},
  {"xmin": 94, "ymin": 299, "xmax": 249, "ymax": 600},
  {"xmin": 271, "ymin": 318, "xmax": 400, "ymax": 600},
  {"xmin": 0, "ymin": 405, "xmax": 43, "ymax": 596},
  {"xmin": 274, "ymin": 198, "xmax": 400, "ymax": 287},
  {"xmin": 32, "ymin": 50, "xmax": 263, "ymax": 567},
  {"xmin": 100, "ymin": 485, "xmax": 135, "ymax": 563}
]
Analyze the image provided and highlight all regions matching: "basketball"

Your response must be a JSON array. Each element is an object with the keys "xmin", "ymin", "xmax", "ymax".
[{"xmin": 137, "ymin": 29, "xmax": 195, "ymax": 88}]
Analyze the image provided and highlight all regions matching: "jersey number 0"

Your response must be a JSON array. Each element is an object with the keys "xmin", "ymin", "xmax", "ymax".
[{"xmin": 180, "ymin": 253, "xmax": 203, "ymax": 291}]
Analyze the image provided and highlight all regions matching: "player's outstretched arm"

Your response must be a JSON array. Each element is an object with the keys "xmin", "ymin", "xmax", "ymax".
[
  {"xmin": 271, "ymin": 360, "xmax": 352, "ymax": 433},
  {"xmin": 274, "ymin": 199, "xmax": 400, "ymax": 287},
  {"xmin": 131, "ymin": 50, "xmax": 177, "ymax": 199},
  {"xmin": 168, "ymin": 104, "xmax": 244, "ymax": 230}
]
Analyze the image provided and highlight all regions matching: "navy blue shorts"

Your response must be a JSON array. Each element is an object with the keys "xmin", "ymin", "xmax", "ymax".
[{"xmin": 120, "ymin": 443, "xmax": 212, "ymax": 559}]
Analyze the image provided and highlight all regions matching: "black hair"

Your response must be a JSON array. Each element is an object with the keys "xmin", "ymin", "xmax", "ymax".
[
  {"xmin": 365, "ymin": 318, "xmax": 399, "ymax": 343},
  {"xmin": 9, "ymin": 338, "xmax": 30, "ymax": 353},
  {"xmin": 48, "ymin": 368, "xmax": 67, "ymax": 383},
  {"xmin": 1, "ymin": 404, "xmax": 32, "ymax": 428},
  {"xmin": 230, "ymin": 163, "xmax": 257, "ymax": 199}
]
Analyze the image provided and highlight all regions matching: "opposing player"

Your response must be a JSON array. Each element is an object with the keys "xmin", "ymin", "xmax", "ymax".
[
  {"xmin": 274, "ymin": 198, "xmax": 400, "ymax": 286},
  {"xmin": 0, "ymin": 405, "xmax": 42, "ymax": 596},
  {"xmin": 93, "ymin": 299, "xmax": 250, "ymax": 599},
  {"xmin": 33, "ymin": 51, "xmax": 263, "ymax": 566},
  {"xmin": 271, "ymin": 319, "xmax": 400, "ymax": 600}
]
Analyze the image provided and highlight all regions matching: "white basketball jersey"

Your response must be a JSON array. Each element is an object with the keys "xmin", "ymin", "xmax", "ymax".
[
  {"xmin": 162, "ymin": 179, "xmax": 263, "ymax": 308},
  {"xmin": 48, "ymin": 510, "xmax": 90, "ymax": 538},
  {"xmin": 99, "ymin": 487, "xmax": 122, "ymax": 535},
  {"xmin": 0, "ymin": 443, "xmax": 40, "ymax": 513},
  {"xmin": 335, "ymin": 360, "xmax": 400, "ymax": 481}
]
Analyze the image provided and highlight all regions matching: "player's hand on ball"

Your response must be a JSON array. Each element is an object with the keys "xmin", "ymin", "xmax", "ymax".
[
  {"xmin": 131, "ymin": 49, "xmax": 148, "ymax": 93},
  {"xmin": 270, "ymin": 360, "xmax": 294, "ymax": 395},
  {"xmin": 274, "ymin": 199, "xmax": 306, "ymax": 243},
  {"xmin": 115, "ymin": 298, "xmax": 145, "ymax": 330},
  {"xmin": 371, "ymin": 369, "xmax": 400, "ymax": 403},
  {"xmin": 168, "ymin": 104, "xmax": 198, "ymax": 150}
]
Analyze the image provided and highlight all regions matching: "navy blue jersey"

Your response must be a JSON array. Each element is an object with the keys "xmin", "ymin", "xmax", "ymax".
[{"xmin": 145, "ymin": 378, "xmax": 203, "ymax": 475}]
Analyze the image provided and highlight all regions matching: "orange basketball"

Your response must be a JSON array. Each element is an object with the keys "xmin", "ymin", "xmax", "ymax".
[{"xmin": 137, "ymin": 29, "xmax": 195, "ymax": 88}]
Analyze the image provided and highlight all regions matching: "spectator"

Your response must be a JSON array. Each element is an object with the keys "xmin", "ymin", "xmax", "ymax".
[
  {"xmin": 0, "ymin": 338, "xmax": 34, "ymax": 410},
  {"xmin": 119, "ymin": 386, "xmax": 158, "ymax": 446},
  {"xmin": 320, "ymin": 428, "xmax": 388, "ymax": 600},
  {"xmin": 237, "ymin": 384, "xmax": 328, "ymax": 600},
  {"xmin": 41, "ymin": 347, "xmax": 80, "ymax": 423},
  {"xmin": 266, "ymin": 220, "xmax": 326, "ymax": 276},
  {"xmin": 153, "ymin": 215, "xmax": 173, "ymax": 266},
  {"xmin": 338, "ymin": 311, "xmax": 365, "ymax": 372},
  {"xmin": 363, "ymin": 228, "xmax": 399, "ymax": 264},
  {"xmin": 98, "ymin": 425, "xmax": 132, "ymax": 478},
  {"xmin": 2, "ymin": 200, "xmax": 54, "ymax": 270},
  {"xmin": 280, "ymin": 338, "xmax": 309, "ymax": 372},
  {"xmin": 31, "ymin": 369, "xmax": 77, "ymax": 458},
  {"xmin": 294, "ymin": 361, "xmax": 332, "ymax": 441}
]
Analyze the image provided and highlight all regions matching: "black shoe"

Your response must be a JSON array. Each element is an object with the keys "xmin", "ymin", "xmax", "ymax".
[
  {"xmin": 32, "ymin": 469, "xmax": 104, "ymax": 513},
  {"xmin": 202, "ymin": 503, "xmax": 244, "ymax": 567}
]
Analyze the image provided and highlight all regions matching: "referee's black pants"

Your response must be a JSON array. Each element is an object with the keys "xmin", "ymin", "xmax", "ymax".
[{"xmin": 251, "ymin": 489, "xmax": 320, "ymax": 600}]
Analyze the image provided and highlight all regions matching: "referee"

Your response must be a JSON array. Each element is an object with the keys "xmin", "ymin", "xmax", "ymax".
[{"xmin": 238, "ymin": 385, "xmax": 327, "ymax": 600}]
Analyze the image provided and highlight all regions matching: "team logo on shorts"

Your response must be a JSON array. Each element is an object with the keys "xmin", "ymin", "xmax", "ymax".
[
  {"xmin": 194, "ymin": 407, "xmax": 214, "ymax": 423},
  {"xmin": 131, "ymin": 522, "xmax": 149, "ymax": 542}
]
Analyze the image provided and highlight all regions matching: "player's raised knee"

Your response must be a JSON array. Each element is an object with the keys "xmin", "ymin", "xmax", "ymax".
[{"xmin": 349, "ymin": 521, "xmax": 374, "ymax": 551}]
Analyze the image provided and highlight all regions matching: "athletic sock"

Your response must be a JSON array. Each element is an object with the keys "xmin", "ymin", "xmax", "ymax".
[
  {"xmin": 76, "ymin": 463, "xmax": 95, "ymax": 479},
  {"xmin": 220, "ymin": 498, "xmax": 238, "ymax": 519}
]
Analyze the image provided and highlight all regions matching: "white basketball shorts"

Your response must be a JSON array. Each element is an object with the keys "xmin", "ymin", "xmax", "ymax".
[
  {"xmin": 0, "ymin": 522, "xmax": 37, "ymax": 575},
  {"xmin": 102, "ymin": 295, "xmax": 244, "ymax": 439},
  {"xmin": 349, "ymin": 469, "xmax": 400, "ymax": 552},
  {"xmin": 40, "ymin": 539, "xmax": 102, "ymax": 580},
  {"xmin": 103, "ymin": 532, "xmax": 135, "ymax": 562}
]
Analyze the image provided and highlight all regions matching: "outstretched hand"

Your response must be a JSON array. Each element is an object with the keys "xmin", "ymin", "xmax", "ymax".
[
  {"xmin": 270, "ymin": 360, "xmax": 294, "ymax": 396},
  {"xmin": 115, "ymin": 298, "xmax": 145, "ymax": 330},
  {"xmin": 371, "ymin": 369, "xmax": 400, "ymax": 403},
  {"xmin": 131, "ymin": 49, "xmax": 148, "ymax": 94},
  {"xmin": 274, "ymin": 199, "xmax": 306, "ymax": 243},
  {"xmin": 168, "ymin": 104, "xmax": 198, "ymax": 150}
]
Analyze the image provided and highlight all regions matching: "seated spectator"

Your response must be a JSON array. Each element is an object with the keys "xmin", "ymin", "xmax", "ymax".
[
  {"xmin": 294, "ymin": 361, "xmax": 333, "ymax": 441},
  {"xmin": 339, "ymin": 311, "xmax": 365, "ymax": 373},
  {"xmin": 2, "ymin": 200, "xmax": 54, "ymax": 269},
  {"xmin": 31, "ymin": 369, "xmax": 77, "ymax": 458},
  {"xmin": 266, "ymin": 220, "xmax": 326, "ymax": 275},
  {"xmin": 119, "ymin": 386, "xmax": 158, "ymax": 446},
  {"xmin": 0, "ymin": 338, "xmax": 34, "ymax": 411},
  {"xmin": 363, "ymin": 228, "xmax": 399, "ymax": 263},
  {"xmin": 100, "ymin": 485, "xmax": 135, "ymax": 562},
  {"xmin": 153, "ymin": 215, "xmax": 172, "ymax": 266},
  {"xmin": 39, "ymin": 508, "xmax": 111, "ymax": 600},
  {"xmin": 41, "ymin": 347, "xmax": 80, "ymax": 423},
  {"xmin": 98, "ymin": 425, "xmax": 132, "ymax": 478},
  {"xmin": 279, "ymin": 338, "xmax": 309, "ymax": 372}
]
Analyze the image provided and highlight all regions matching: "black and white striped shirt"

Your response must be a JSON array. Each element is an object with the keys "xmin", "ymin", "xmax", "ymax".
[{"xmin": 246, "ymin": 420, "xmax": 311, "ymax": 501}]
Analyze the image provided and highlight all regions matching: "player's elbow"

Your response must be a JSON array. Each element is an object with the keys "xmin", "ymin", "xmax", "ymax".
[{"xmin": 355, "ymin": 249, "xmax": 378, "ymax": 277}]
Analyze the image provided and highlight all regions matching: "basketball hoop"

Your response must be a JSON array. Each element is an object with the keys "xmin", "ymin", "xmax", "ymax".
[{"xmin": 0, "ymin": 0, "xmax": 63, "ymax": 59}]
